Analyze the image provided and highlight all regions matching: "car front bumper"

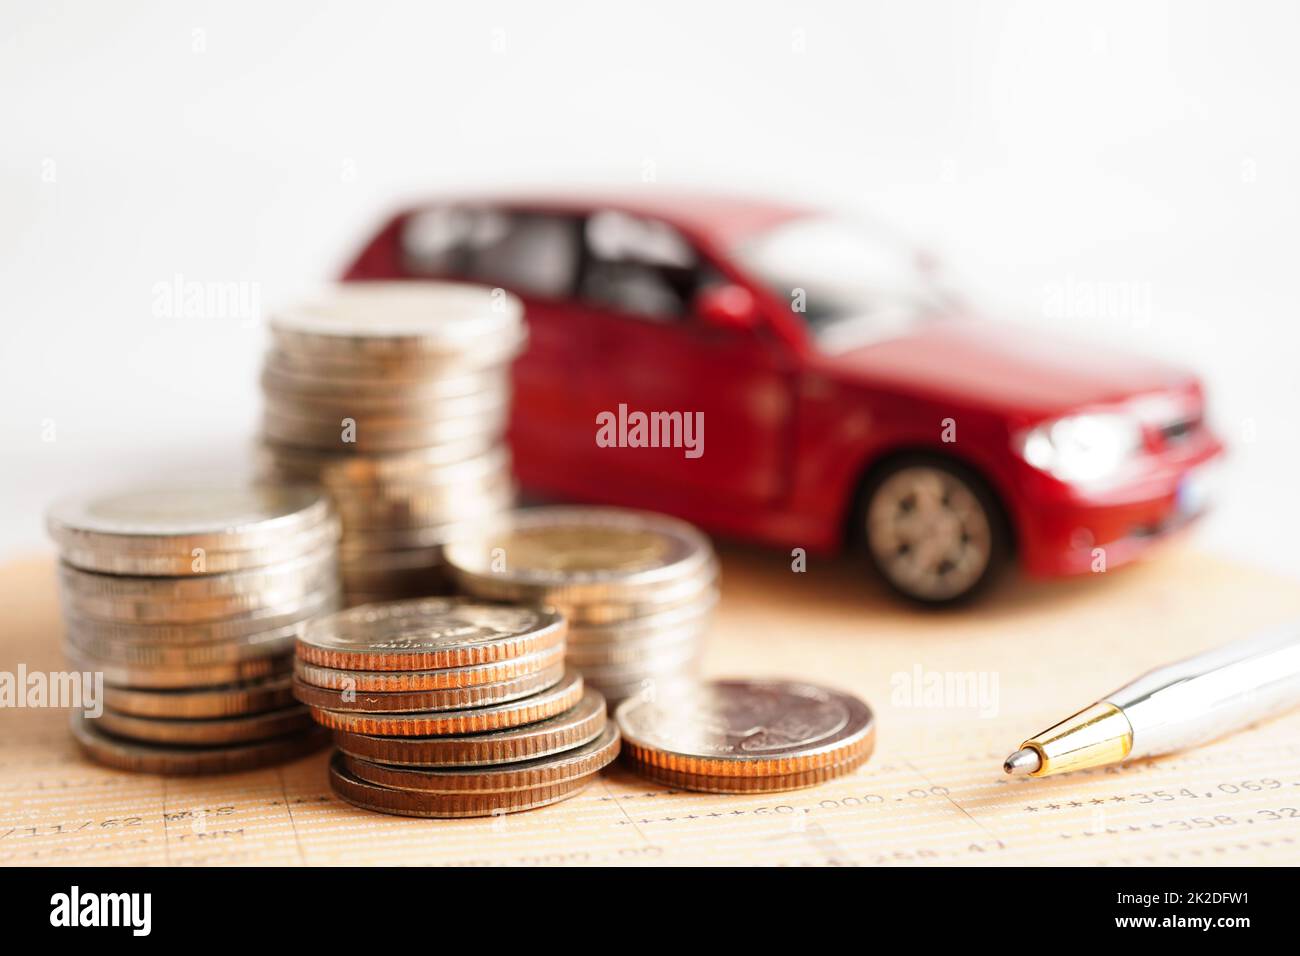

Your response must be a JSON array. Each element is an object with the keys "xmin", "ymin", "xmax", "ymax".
[{"xmin": 1014, "ymin": 430, "xmax": 1226, "ymax": 577}]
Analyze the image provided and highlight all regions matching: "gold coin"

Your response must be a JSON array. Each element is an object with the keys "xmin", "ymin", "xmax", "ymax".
[
  {"xmin": 71, "ymin": 712, "xmax": 327, "ymax": 776},
  {"xmin": 307, "ymin": 669, "xmax": 583, "ymax": 736},
  {"xmin": 615, "ymin": 679, "xmax": 875, "ymax": 778},
  {"xmin": 94, "ymin": 705, "xmax": 314, "ymax": 746},
  {"xmin": 444, "ymin": 506, "xmax": 715, "ymax": 606},
  {"xmin": 332, "ymin": 689, "xmax": 607, "ymax": 767},
  {"xmin": 328, "ymin": 753, "xmax": 594, "ymax": 818},
  {"xmin": 294, "ymin": 643, "xmax": 565, "ymax": 692},
  {"xmin": 295, "ymin": 597, "xmax": 565, "ymax": 672},
  {"xmin": 344, "ymin": 722, "xmax": 619, "ymax": 794},
  {"xmin": 102, "ymin": 675, "xmax": 297, "ymax": 719},
  {"xmin": 292, "ymin": 661, "xmax": 565, "ymax": 713}
]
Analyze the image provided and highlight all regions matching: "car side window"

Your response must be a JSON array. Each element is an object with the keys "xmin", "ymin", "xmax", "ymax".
[
  {"xmin": 577, "ymin": 211, "xmax": 708, "ymax": 321},
  {"xmin": 401, "ymin": 206, "xmax": 581, "ymax": 298}
]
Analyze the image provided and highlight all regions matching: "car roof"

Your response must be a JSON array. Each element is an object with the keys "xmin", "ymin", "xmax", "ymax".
[{"xmin": 406, "ymin": 189, "xmax": 815, "ymax": 246}]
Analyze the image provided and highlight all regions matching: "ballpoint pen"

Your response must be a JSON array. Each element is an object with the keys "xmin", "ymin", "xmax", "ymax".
[{"xmin": 1003, "ymin": 621, "xmax": 1300, "ymax": 778}]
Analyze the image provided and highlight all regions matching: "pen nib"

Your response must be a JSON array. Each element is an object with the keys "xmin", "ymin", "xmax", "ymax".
[{"xmin": 1003, "ymin": 748, "xmax": 1041, "ymax": 776}]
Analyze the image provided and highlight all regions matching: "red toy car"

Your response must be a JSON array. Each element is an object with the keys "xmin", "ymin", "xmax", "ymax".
[{"xmin": 343, "ymin": 192, "xmax": 1224, "ymax": 604}]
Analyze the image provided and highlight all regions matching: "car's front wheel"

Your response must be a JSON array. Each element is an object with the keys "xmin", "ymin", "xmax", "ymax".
[{"xmin": 856, "ymin": 454, "xmax": 1008, "ymax": 605}]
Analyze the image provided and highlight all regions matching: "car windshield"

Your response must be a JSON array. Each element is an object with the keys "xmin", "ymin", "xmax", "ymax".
[{"xmin": 733, "ymin": 216, "xmax": 954, "ymax": 351}]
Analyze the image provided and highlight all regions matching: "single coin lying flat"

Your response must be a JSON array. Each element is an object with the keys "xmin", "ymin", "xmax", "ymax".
[{"xmin": 616, "ymin": 679, "xmax": 875, "ymax": 792}]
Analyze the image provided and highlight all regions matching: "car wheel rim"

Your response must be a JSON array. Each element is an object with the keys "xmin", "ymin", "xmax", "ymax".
[{"xmin": 866, "ymin": 466, "xmax": 993, "ymax": 600}]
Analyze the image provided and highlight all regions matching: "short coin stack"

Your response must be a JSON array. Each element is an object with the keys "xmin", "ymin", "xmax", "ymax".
[
  {"xmin": 444, "ymin": 507, "xmax": 718, "ymax": 706},
  {"xmin": 616, "ymin": 679, "xmax": 875, "ymax": 793},
  {"xmin": 295, "ymin": 597, "xmax": 619, "ymax": 817},
  {"xmin": 47, "ymin": 485, "xmax": 339, "ymax": 774},
  {"xmin": 259, "ymin": 282, "xmax": 524, "ymax": 605}
]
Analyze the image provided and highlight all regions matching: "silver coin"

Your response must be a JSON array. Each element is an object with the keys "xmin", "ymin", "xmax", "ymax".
[
  {"xmin": 262, "ymin": 407, "xmax": 508, "ymax": 453},
  {"xmin": 59, "ymin": 555, "xmax": 339, "ymax": 624},
  {"xmin": 262, "ymin": 385, "xmax": 511, "ymax": 427},
  {"xmin": 260, "ymin": 442, "xmax": 508, "ymax": 490},
  {"xmin": 66, "ymin": 625, "xmax": 300, "ymax": 667},
  {"xmin": 293, "ymin": 642, "xmax": 565, "ymax": 692},
  {"xmin": 564, "ymin": 624, "xmax": 707, "ymax": 668},
  {"xmin": 95, "ymin": 704, "xmax": 315, "ymax": 746},
  {"xmin": 546, "ymin": 565, "xmax": 719, "ymax": 626},
  {"xmin": 332, "ymin": 687, "xmax": 608, "ymax": 767},
  {"xmin": 55, "ymin": 515, "xmax": 341, "ymax": 576},
  {"xmin": 292, "ymin": 661, "xmax": 566, "ymax": 713},
  {"xmin": 341, "ymin": 722, "xmax": 620, "ymax": 794},
  {"xmin": 333, "ymin": 483, "xmax": 515, "ymax": 534},
  {"xmin": 444, "ymin": 506, "xmax": 716, "ymax": 605},
  {"xmin": 67, "ymin": 651, "xmax": 294, "ymax": 690},
  {"xmin": 565, "ymin": 588, "xmax": 718, "ymax": 645},
  {"xmin": 335, "ymin": 516, "xmax": 502, "ymax": 555},
  {"xmin": 71, "ymin": 712, "xmax": 327, "ymax": 775},
  {"xmin": 102, "ymin": 674, "xmax": 297, "ymax": 719},
  {"xmin": 59, "ymin": 587, "xmax": 340, "ymax": 645},
  {"xmin": 268, "ymin": 282, "xmax": 524, "ymax": 359},
  {"xmin": 574, "ymin": 647, "xmax": 703, "ymax": 686},
  {"xmin": 591, "ymin": 674, "xmax": 698, "ymax": 708},
  {"xmin": 47, "ymin": 484, "xmax": 331, "ymax": 557},
  {"xmin": 58, "ymin": 549, "xmax": 337, "ymax": 602},
  {"xmin": 261, "ymin": 358, "xmax": 507, "ymax": 402},
  {"xmin": 296, "ymin": 597, "xmax": 566, "ymax": 671},
  {"xmin": 336, "ymin": 544, "xmax": 444, "ymax": 573},
  {"xmin": 615, "ymin": 679, "xmax": 875, "ymax": 775}
]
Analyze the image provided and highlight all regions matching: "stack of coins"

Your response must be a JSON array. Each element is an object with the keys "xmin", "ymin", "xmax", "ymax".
[
  {"xmin": 258, "ymin": 282, "xmax": 524, "ymax": 605},
  {"xmin": 47, "ymin": 485, "xmax": 339, "ymax": 774},
  {"xmin": 444, "ymin": 507, "xmax": 718, "ymax": 706},
  {"xmin": 294, "ymin": 598, "xmax": 620, "ymax": 817},
  {"xmin": 616, "ymin": 679, "xmax": 875, "ymax": 793}
]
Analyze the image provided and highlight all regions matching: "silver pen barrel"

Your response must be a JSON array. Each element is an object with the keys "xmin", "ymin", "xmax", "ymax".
[{"xmin": 1106, "ymin": 622, "xmax": 1300, "ymax": 759}]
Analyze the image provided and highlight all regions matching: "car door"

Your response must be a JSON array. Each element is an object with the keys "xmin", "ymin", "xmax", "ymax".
[
  {"xmin": 398, "ymin": 205, "xmax": 593, "ymax": 477},
  {"xmin": 572, "ymin": 208, "xmax": 797, "ymax": 516}
]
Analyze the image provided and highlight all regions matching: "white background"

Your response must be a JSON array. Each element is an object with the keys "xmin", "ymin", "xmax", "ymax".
[{"xmin": 2, "ymin": 0, "xmax": 1297, "ymax": 578}]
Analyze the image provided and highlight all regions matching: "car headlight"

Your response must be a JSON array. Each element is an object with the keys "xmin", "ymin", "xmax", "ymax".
[{"xmin": 1017, "ymin": 413, "xmax": 1143, "ymax": 483}]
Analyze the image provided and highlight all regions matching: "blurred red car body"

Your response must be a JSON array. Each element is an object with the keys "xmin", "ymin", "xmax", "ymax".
[{"xmin": 343, "ymin": 191, "xmax": 1224, "ymax": 603}]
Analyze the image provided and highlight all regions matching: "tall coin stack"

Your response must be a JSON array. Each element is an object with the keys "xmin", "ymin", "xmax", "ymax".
[
  {"xmin": 47, "ymin": 486, "xmax": 339, "ymax": 774},
  {"xmin": 444, "ymin": 507, "xmax": 718, "ymax": 707},
  {"xmin": 259, "ymin": 282, "xmax": 524, "ymax": 606},
  {"xmin": 294, "ymin": 598, "xmax": 619, "ymax": 817}
]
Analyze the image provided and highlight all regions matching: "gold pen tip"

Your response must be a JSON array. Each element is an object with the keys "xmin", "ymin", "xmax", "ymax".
[{"xmin": 1003, "ymin": 747, "xmax": 1041, "ymax": 776}]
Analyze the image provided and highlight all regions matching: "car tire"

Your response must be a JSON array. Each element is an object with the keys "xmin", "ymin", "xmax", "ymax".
[{"xmin": 854, "ymin": 453, "xmax": 1009, "ymax": 606}]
